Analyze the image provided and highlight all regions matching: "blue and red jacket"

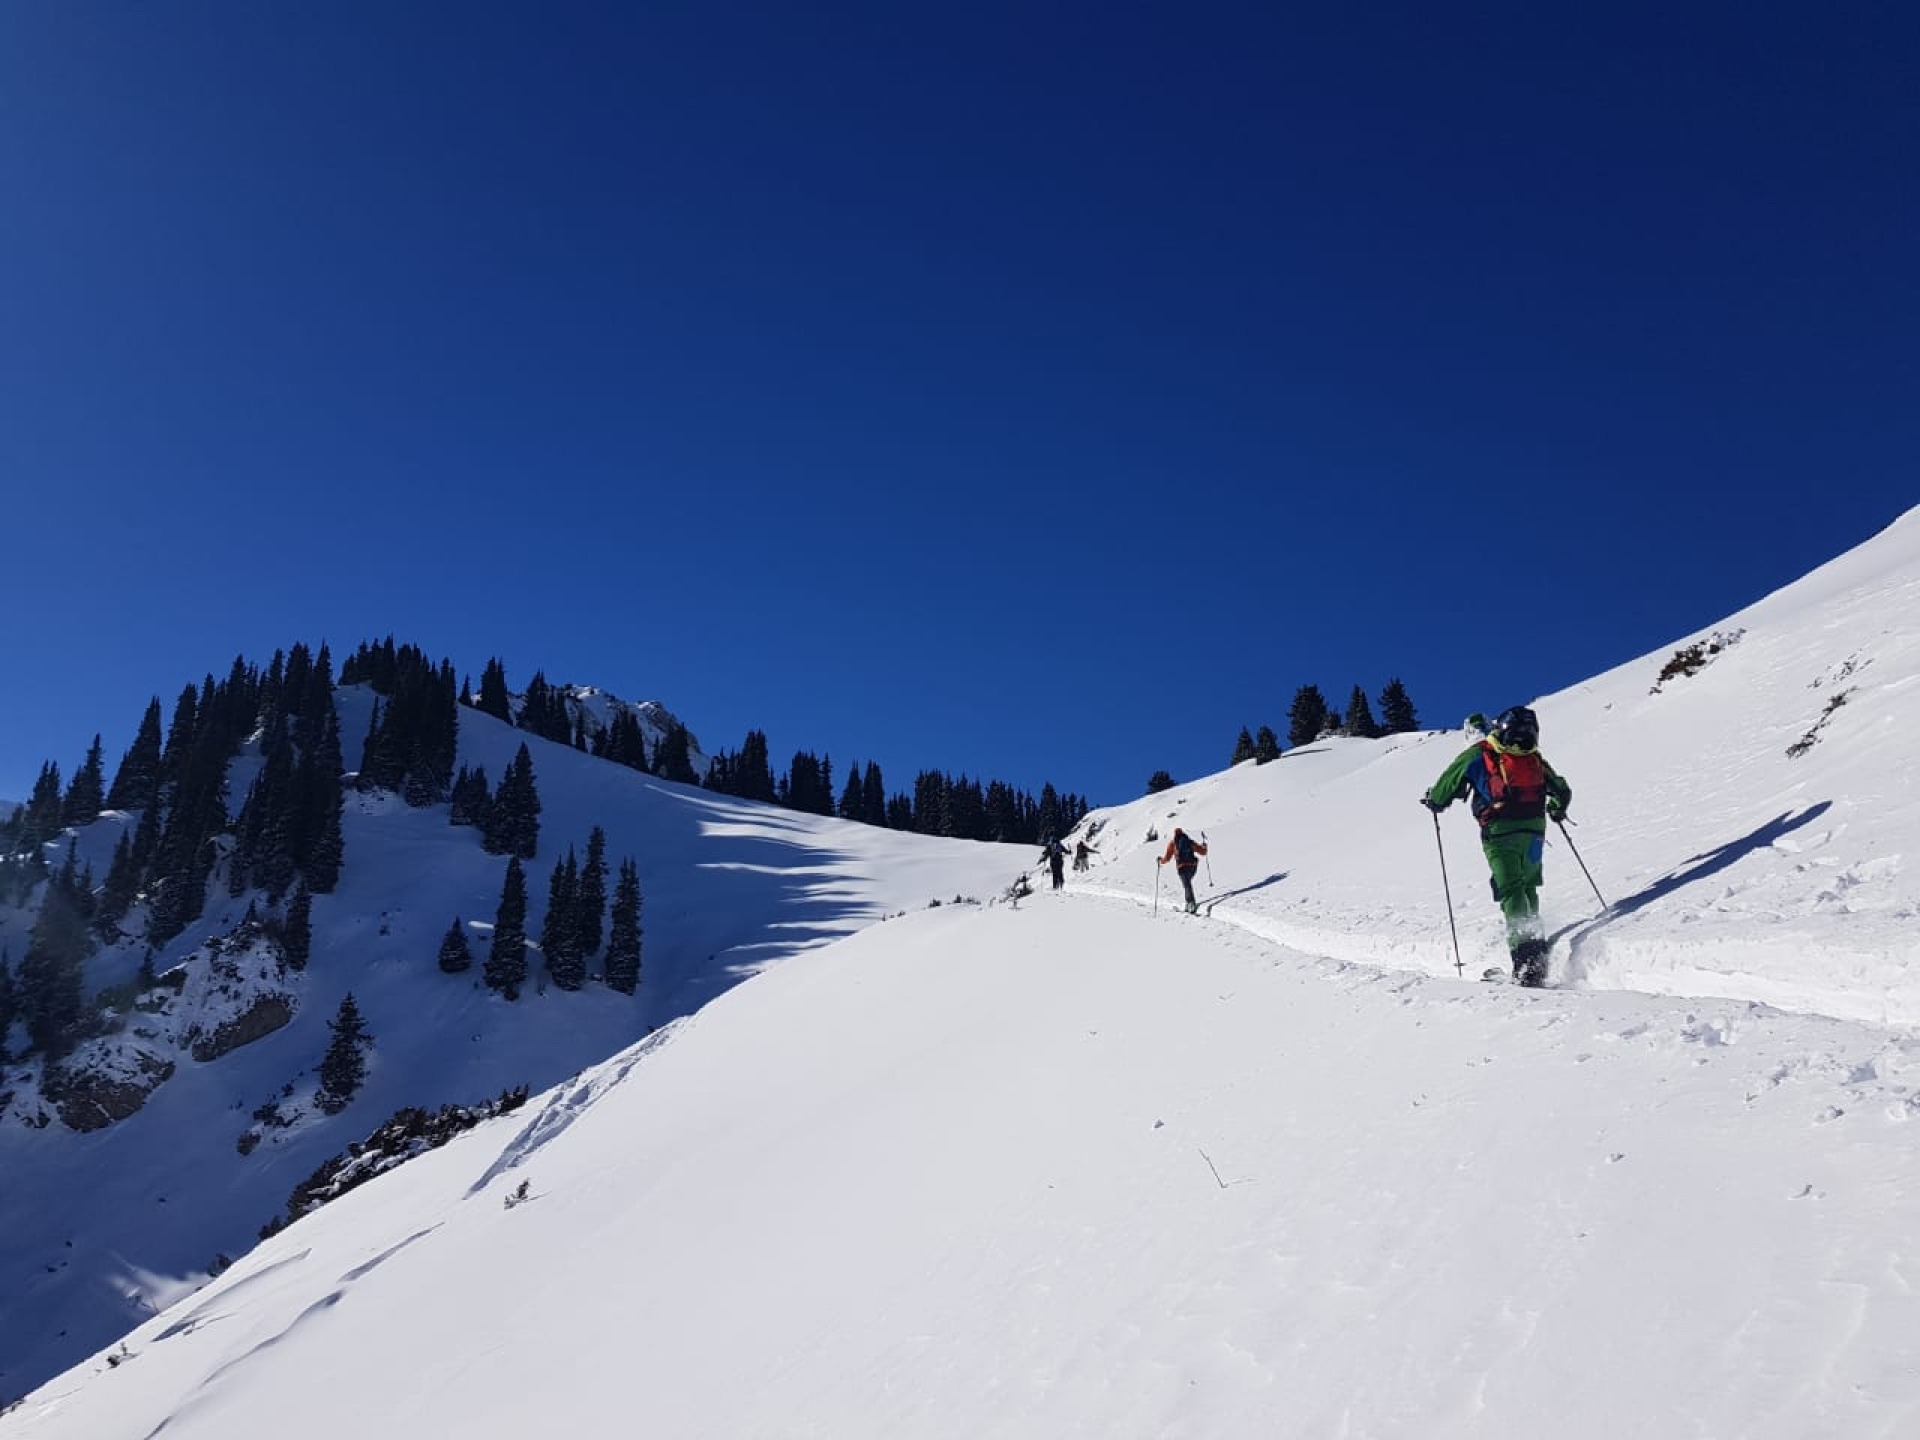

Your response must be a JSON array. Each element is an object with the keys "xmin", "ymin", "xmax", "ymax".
[{"xmin": 1426, "ymin": 739, "xmax": 1571, "ymax": 838}]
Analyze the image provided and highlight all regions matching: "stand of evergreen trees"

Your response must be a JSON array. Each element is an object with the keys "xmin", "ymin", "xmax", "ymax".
[
  {"xmin": 0, "ymin": 642, "xmax": 348, "ymax": 1059},
  {"xmin": 473, "ymin": 825, "xmax": 642, "ymax": 1000},
  {"xmin": 1229, "ymin": 678, "xmax": 1422, "ymax": 761},
  {"xmin": 704, "ymin": 731, "xmax": 1088, "ymax": 845},
  {"xmin": 342, "ymin": 638, "xmax": 459, "ymax": 806}
]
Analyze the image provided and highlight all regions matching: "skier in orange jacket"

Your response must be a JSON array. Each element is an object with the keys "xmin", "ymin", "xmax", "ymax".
[{"xmin": 1157, "ymin": 827, "xmax": 1208, "ymax": 913}]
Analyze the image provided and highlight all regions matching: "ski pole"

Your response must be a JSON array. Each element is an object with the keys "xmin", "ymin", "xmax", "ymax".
[
  {"xmin": 1153, "ymin": 859, "xmax": 1162, "ymax": 916},
  {"xmin": 1201, "ymin": 830, "xmax": 1215, "ymax": 887},
  {"xmin": 1554, "ymin": 816, "xmax": 1608, "ymax": 910},
  {"xmin": 1431, "ymin": 810, "xmax": 1463, "ymax": 976}
]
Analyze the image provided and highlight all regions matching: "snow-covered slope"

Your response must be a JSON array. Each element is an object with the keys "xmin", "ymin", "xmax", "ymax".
[
  {"xmin": 6, "ymin": 506, "xmax": 1920, "ymax": 1438},
  {"xmin": 0, "ymin": 700, "xmax": 1031, "ymax": 1402}
]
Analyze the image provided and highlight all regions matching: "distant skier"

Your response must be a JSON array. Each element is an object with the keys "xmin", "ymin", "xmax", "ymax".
[
  {"xmin": 1157, "ymin": 827, "xmax": 1207, "ymax": 913},
  {"xmin": 1422, "ymin": 705, "xmax": 1572, "ymax": 986},
  {"xmin": 1040, "ymin": 836, "xmax": 1067, "ymax": 891},
  {"xmin": 1072, "ymin": 838, "xmax": 1095, "ymax": 872}
]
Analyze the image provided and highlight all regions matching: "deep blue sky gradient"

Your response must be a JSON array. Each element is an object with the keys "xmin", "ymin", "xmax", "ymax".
[{"xmin": 2, "ymin": 3, "xmax": 1914, "ymax": 806}]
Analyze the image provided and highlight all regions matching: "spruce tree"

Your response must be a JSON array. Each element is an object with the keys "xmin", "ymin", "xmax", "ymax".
[
  {"xmin": 1254, "ymin": 725, "xmax": 1282, "ymax": 764},
  {"xmin": 1231, "ymin": 728, "xmax": 1256, "ymax": 766},
  {"xmin": 315, "ymin": 993, "xmax": 371, "ymax": 1114},
  {"xmin": 477, "ymin": 657, "xmax": 513, "ymax": 722},
  {"xmin": 576, "ymin": 826, "xmax": 607, "ymax": 959},
  {"xmin": 21, "ymin": 762, "xmax": 64, "ymax": 849},
  {"xmin": 96, "ymin": 832, "xmax": 139, "ymax": 940},
  {"xmin": 485, "ymin": 857, "xmax": 529, "ymax": 999},
  {"xmin": 62, "ymin": 736, "xmax": 106, "ymax": 826},
  {"xmin": 438, "ymin": 918, "xmax": 473, "ymax": 973},
  {"xmin": 663, "ymin": 723, "xmax": 703, "ymax": 785},
  {"xmin": 1344, "ymin": 686, "xmax": 1380, "ymax": 739},
  {"xmin": 604, "ymin": 858, "xmax": 642, "ymax": 995},
  {"xmin": 1378, "ymin": 678, "xmax": 1419, "ymax": 734},
  {"xmin": 482, "ymin": 744, "xmax": 541, "ymax": 859},
  {"xmin": 299, "ymin": 706, "xmax": 346, "ymax": 892},
  {"xmin": 449, "ymin": 765, "xmax": 491, "ymax": 829},
  {"xmin": 1287, "ymin": 685, "xmax": 1330, "ymax": 748},
  {"xmin": 107, "ymin": 698, "xmax": 165, "ymax": 811},
  {"xmin": 283, "ymin": 883, "xmax": 313, "ymax": 970},
  {"xmin": 19, "ymin": 865, "xmax": 92, "ymax": 1056},
  {"xmin": 1145, "ymin": 770, "xmax": 1176, "ymax": 796},
  {"xmin": 0, "ymin": 952, "xmax": 15, "ymax": 1060},
  {"xmin": 541, "ymin": 850, "xmax": 584, "ymax": 990}
]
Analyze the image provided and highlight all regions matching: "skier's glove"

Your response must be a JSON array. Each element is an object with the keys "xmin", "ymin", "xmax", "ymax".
[
  {"xmin": 1420, "ymin": 795, "xmax": 1446, "ymax": 812},
  {"xmin": 1546, "ymin": 802, "xmax": 1568, "ymax": 823}
]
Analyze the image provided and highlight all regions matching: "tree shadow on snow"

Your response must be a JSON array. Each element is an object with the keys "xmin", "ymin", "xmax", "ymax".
[{"xmin": 1551, "ymin": 801, "xmax": 1832, "ymax": 984}]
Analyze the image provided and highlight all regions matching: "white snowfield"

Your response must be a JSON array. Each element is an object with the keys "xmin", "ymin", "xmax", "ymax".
[{"xmin": 6, "ymin": 507, "xmax": 1919, "ymax": 1439}]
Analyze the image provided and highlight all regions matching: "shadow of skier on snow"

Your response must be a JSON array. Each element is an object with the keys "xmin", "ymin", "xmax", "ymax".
[
  {"xmin": 1552, "ymin": 801, "xmax": 1832, "ymax": 984},
  {"xmin": 1203, "ymin": 872, "xmax": 1288, "ymax": 914}
]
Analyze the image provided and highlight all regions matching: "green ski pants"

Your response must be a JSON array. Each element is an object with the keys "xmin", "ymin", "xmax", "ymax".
[{"xmin": 1482, "ymin": 830, "xmax": 1546, "ymax": 954}]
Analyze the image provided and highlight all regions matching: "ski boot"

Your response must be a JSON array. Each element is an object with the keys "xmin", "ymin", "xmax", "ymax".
[{"xmin": 1511, "ymin": 938, "xmax": 1550, "ymax": 988}]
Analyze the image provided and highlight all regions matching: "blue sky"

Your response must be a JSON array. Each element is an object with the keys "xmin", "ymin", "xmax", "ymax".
[{"xmin": 1, "ymin": 3, "xmax": 1913, "ymax": 808}]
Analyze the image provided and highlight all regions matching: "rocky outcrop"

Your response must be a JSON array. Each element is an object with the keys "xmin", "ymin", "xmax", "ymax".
[
  {"xmin": 47, "ymin": 1050, "xmax": 175, "ymax": 1133},
  {"xmin": 188, "ymin": 995, "xmax": 295, "ymax": 1063}
]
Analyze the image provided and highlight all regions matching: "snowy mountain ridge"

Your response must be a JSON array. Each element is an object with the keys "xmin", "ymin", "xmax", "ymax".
[{"xmin": 5, "ymin": 506, "xmax": 1920, "ymax": 1438}]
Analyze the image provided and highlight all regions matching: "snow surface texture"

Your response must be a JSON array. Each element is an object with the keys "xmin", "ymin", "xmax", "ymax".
[{"xmin": 5, "ymin": 507, "xmax": 1920, "ymax": 1438}]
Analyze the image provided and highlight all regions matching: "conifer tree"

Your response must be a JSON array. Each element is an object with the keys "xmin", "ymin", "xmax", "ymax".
[
  {"xmin": 21, "ymin": 762, "xmax": 64, "ymax": 850},
  {"xmin": 160, "ymin": 683, "xmax": 200, "ymax": 790},
  {"xmin": 476, "ymin": 658, "xmax": 512, "ymax": 723},
  {"xmin": 96, "ymin": 832, "xmax": 139, "ymax": 940},
  {"xmin": 656, "ymin": 723, "xmax": 699, "ymax": 784},
  {"xmin": 541, "ymin": 849, "xmax": 584, "ymax": 990},
  {"xmin": 437, "ymin": 918, "xmax": 473, "ymax": 973},
  {"xmin": 1254, "ymin": 725, "xmax": 1282, "ymax": 764},
  {"xmin": 485, "ymin": 857, "xmax": 529, "ymax": 999},
  {"xmin": 1145, "ymin": 770, "xmax": 1176, "ymax": 795},
  {"xmin": 604, "ymin": 858, "xmax": 642, "ymax": 995},
  {"xmin": 1378, "ymin": 678, "xmax": 1419, "ymax": 734},
  {"xmin": 576, "ymin": 826, "xmax": 607, "ymax": 959},
  {"xmin": 1344, "ymin": 686, "xmax": 1380, "ymax": 739},
  {"xmin": 283, "ymin": 883, "xmax": 313, "ymax": 970},
  {"xmin": 984, "ymin": 780, "xmax": 1021, "ymax": 842},
  {"xmin": 862, "ymin": 762, "xmax": 886, "ymax": 828},
  {"xmin": 19, "ymin": 864, "xmax": 92, "ymax": 1056},
  {"xmin": 315, "ymin": 992, "xmax": 371, "ymax": 1114},
  {"xmin": 63, "ymin": 736, "xmax": 106, "ymax": 826},
  {"xmin": 482, "ymin": 744, "xmax": 541, "ymax": 859},
  {"xmin": 1231, "ymin": 728, "xmax": 1256, "ymax": 765},
  {"xmin": 107, "ymin": 698, "xmax": 165, "ymax": 811},
  {"xmin": 129, "ymin": 794, "xmax": 161, "ymax": 876},
  {"xmin": 1288, "ymin": 685, "xmax": 1330, "ymax": 748},
  {"xmin": 0, "ymin": 951, "xmax": 15, "ymax": 1060},
  {"xmin": 839, "ymin": 763, "xmax": 864, "ymax": 820},
  {"xmin": 298, "ymin": 706, "xmax": 346, "ymax": 892},
  {"xmin": 449, "ymin": 765, "xmax": 491, "ymax": 828}
]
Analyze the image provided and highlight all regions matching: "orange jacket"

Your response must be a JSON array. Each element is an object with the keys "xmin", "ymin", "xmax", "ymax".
[{"xmin": 1159, "ymin": 833, "xmax": 1207, "ymax": 871}]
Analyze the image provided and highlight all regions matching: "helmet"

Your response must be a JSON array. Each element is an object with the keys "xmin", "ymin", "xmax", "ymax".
[{"xmin": 1494, "ymin": 706, "xmax": 1539, "ymax": 753}]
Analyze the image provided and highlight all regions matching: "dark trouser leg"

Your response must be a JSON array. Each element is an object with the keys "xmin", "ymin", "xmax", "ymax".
[
  {"xmin": 1179, "ymin": 868, "xmax": 1197, "ymax": 909},
  {"xmin": 1050, "ymin": 863, "xmax": 1064, "ymax": 890}
]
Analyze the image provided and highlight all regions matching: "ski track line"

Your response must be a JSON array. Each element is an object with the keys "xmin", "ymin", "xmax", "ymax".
[
  {"xmin": 466, "ymin": 1018, "xmax": 687, "ymax": 1198},
  {"xmin": 1050, "ymin": 881, "xmax": 1918, "ymax": 1038}
]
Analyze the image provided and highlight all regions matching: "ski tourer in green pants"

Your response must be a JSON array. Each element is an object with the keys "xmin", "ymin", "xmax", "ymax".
[{"xmin": 1422, "ymin": 706, "xmax": 1572, "ymax": 986}]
